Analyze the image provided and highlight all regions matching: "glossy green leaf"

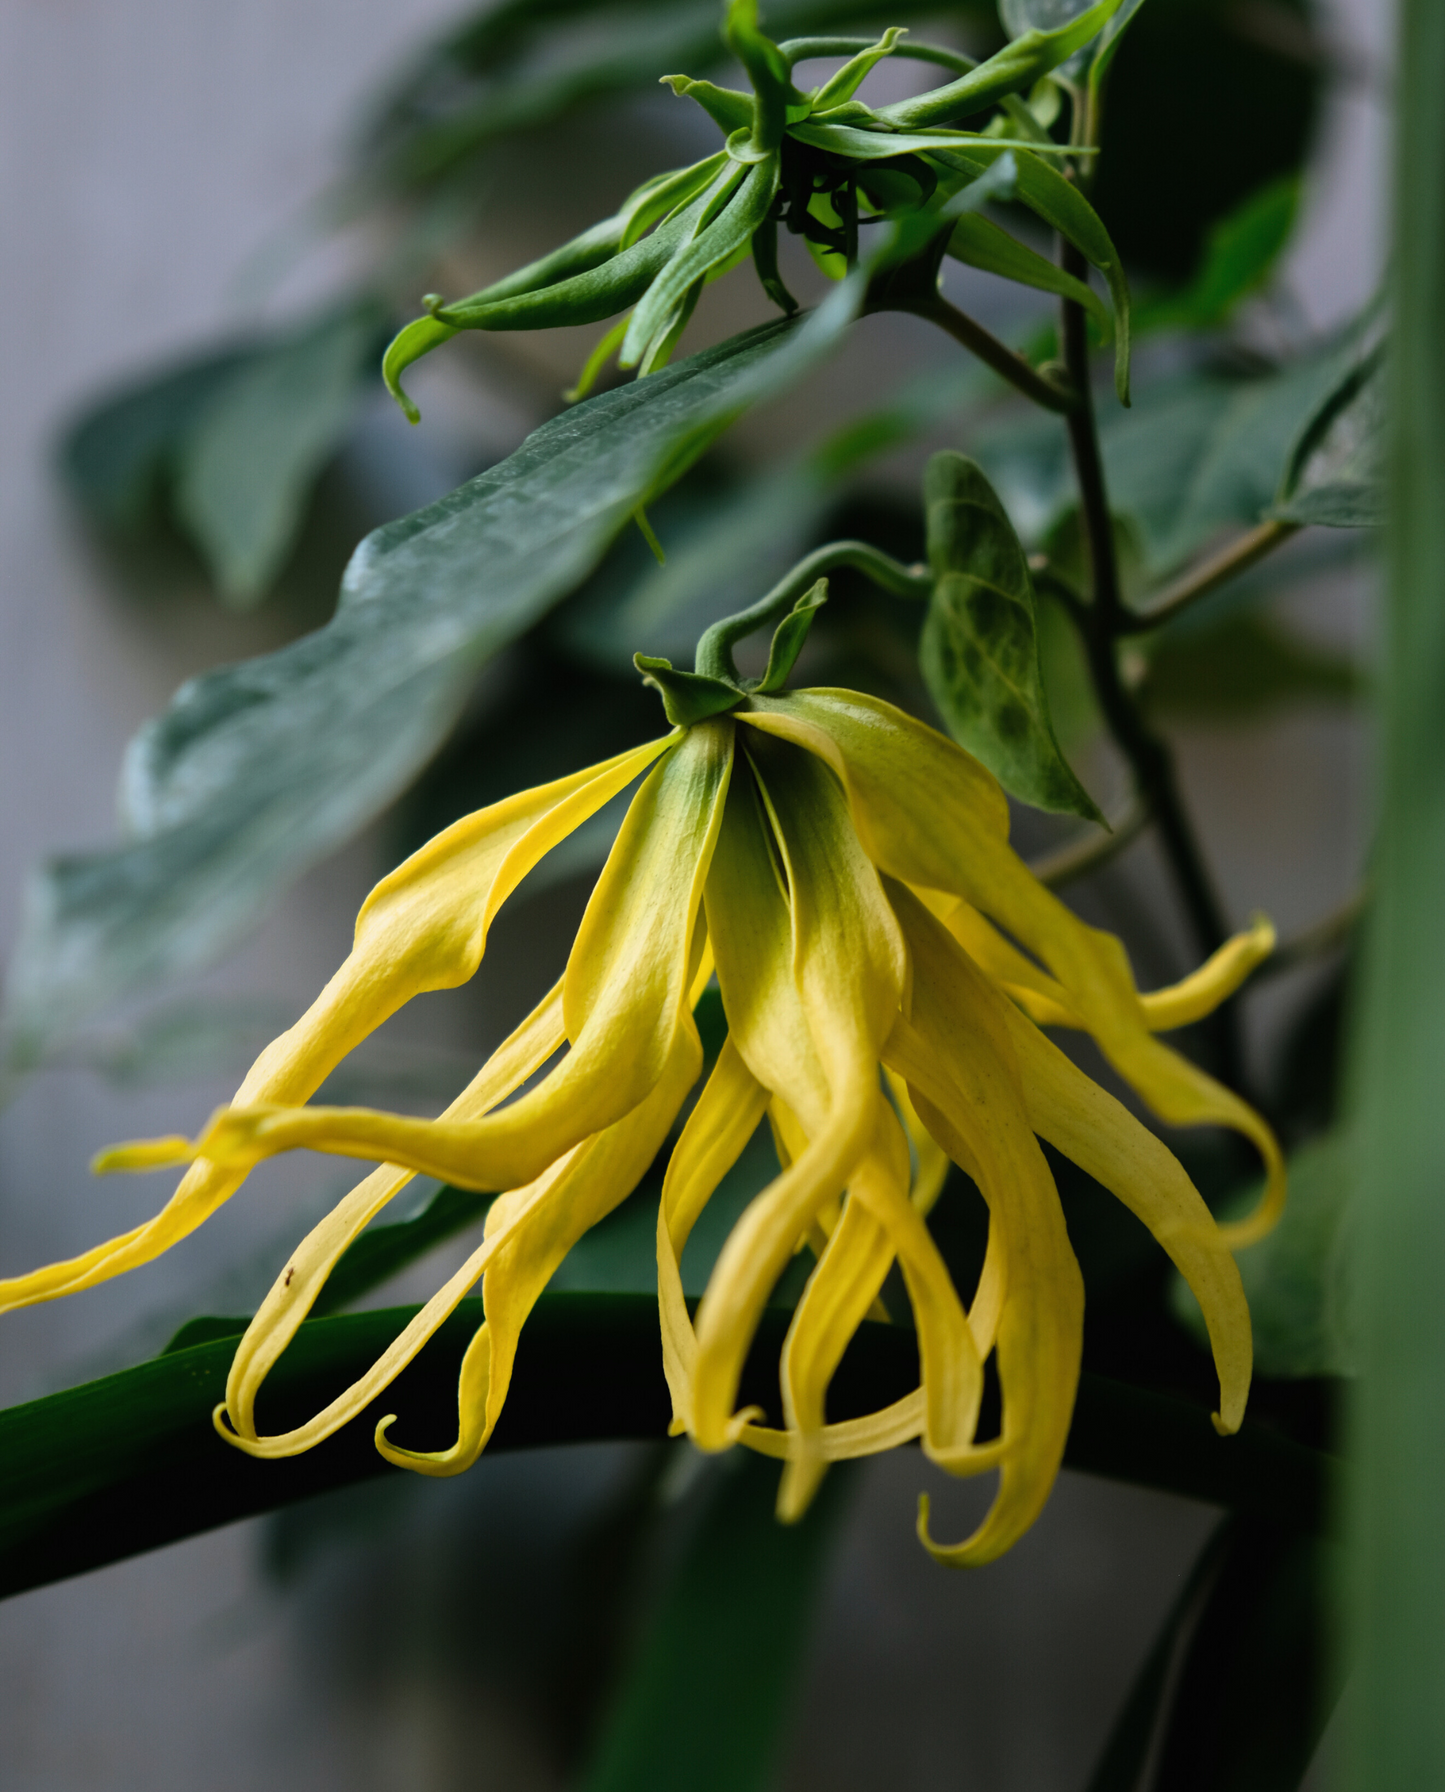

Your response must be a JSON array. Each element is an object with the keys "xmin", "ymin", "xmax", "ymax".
[
  {"xmin": 2, "ymin": 288, "xmax": 868, "ymax": 1069},
  {"xmin": 576, "ymin": 1451, "xmax": 852, "ymax": 1792},
  {"xmin": 0, "ymin": 1290, "xmax": 1336, "ymax": 1600},
  {"xmin": 554, "ymin": 354, "xmax": 988, "ymax": 675},
  {"xmin": 312, "ymin": 1183, "xmax": 495, "ymax": 1318},
  {"xmin": 176, "ymin": 303, "xmax": 384, "ymax": 604},
  {"xmin": 921, "ymin": 451, "xmax": 1103, "ymax": 819},
  {"xmin": 1136, "ymin": 175, "xmax": 1300, "ymax": 335},
  {"xmin": 1347, "ymin": 8, "xmax": 1445, "ymax": 1778},
  {"xmin": 1172, "ymin": 1131, "xmax": 1358, "ymax": 1379}
]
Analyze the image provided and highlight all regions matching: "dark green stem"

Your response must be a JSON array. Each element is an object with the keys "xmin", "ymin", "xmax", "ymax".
[
  {"xmin": 695, "ymin": 540, "xmax": 929, "ymax": 681},
  {"xmin": 1058, "ymin": 242, "xmax": 1243, "ymax": 1088},
  {"xmin": 899, "ymin": 294, "xmax": 1078, "ymax": 414}
]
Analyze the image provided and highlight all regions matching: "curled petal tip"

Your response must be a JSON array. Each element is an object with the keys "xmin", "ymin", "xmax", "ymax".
[{"xmin": 90, "ymin": 1134, "xmax": 194, "ymax": 1174}]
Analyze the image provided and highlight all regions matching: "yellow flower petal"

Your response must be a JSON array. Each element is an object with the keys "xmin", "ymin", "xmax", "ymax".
[
  {"xmin": 1138, "ymin": 913, "xmax": 1276, "ymax": 1032},
  {"xmin": 223, "ymin": 979, "xmax": 566, "ymax": 1441},
  {"xmin": 751, "ymin": 692, "xmax": 1285, "ymax": 1246},
  {"xmin": 996, "ymin": 998, "xmax": 1252, "ymax": 1435},
  {"xmin": 3, "ymin": 734, "xmax": 672, "ymax": 1314},
  {"xmin": 775, "ymin": 1105, "xmax": 908, "ymax": 1519},
  {"xmin": 656, "ymin": 1033, "xmax": 769, "ymax": 1435},
  {"xmin": 376, "ymin": 1027, "xmax": 704, "ymax": 1476},
  {"xmin": 154, "ymin": 723, "xmax": 734, "ymax": 1197},
  {"xmin": 884, "ymin": 884, "xmax": 1084, "ymax": 1568},
  {"xmin": 690, "ymin": 737, "xmax": 904, "ymax": 1452}
]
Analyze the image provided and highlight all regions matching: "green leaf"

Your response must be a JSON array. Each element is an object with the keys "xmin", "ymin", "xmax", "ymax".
[
  {"xmin": 1142, "ymin": 611, "xmax": 1361, "ymax": 721},
  {"xmin": 1272, "ymin": 339, "xmax": 1386, "ymax": 528},
  {"xmin": 58, "ymin": 341, "xmax": 263, "ymax": 531},
  {"xmin": 1135, "ymin": 175, "xmax": 1300, "ymax": 335},
  {"xmin": 931, "ymin": 141, "xmax": 1132, "ymax": 402},
  {"xmin": 977, "ymin": 324, "xmax": 1376, "ymax": 575},
  {"xmin": 2, "ymin": 288, "xmax": 868, "ymax": 1069},
  {"xmin": 576, "ymin": 1451, "xmax": 852, "ymax": 1792},
  {"xmin": 175, "ymin": 302, "xmax": 384, "ymax": 605},
  {"xmin": 947, "ymin": 210, "xmax": 1111, "ymax": 337},
  {"xmin": 0, "ymin": 1292, "xmax": 1336, "ymax": 1600},
  {"xmin": 1171, "ymin": 1131, "xmax": 1358, "ymax": 1379},
  {"xmin": 921, "ymin": 452, "xmax": 1103, "ymax": 819},
  {"xmin": 879, "ymin": 0, "xmax": 1122, "ymax": 128}
]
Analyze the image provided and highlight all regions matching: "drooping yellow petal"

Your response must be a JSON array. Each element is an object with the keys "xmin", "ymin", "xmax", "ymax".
[
  {"xmin": 774, "ymin": 1104, "xmax": 909, "ymax": 1518},
  {"xmin": 748, "ymin": 692, "xmax": 1284, "ymax": 1245},
  {"xmin": 134, "ymin": 722, "xmax": 734, "ymax": 1199},
  {"xmin": 7, "ymin": 734, "xmax": 673, "ymax": 1313},
  {"xmin": 224, "ymin": 979, "xmax": 567, "ymax": 1441},
  {"xmin": 656, "ymin": 1034, "xmax": 769, "ymax": 1435},
  {"xmin": 944, "ymin": 900, "xmax": 1276, "ymax": 1036},
  {"xmin": 1138, "ymin": 914, "xmax": 1276, "ymax": 1031},
  {"xmin": 883, "ymin": 883, "xmax": 1084, "ymax": 1568},
  {"xmin": 376, "ymin": 1026, "xmax": 704, "ymax": 1476},
  {"xmin": 690, "ymin": 738, "xmax": 905, "ymax": 1452},
  {"xmin": 995, "ymin": 998, "xmax": 1252, "ymax": 1435}
]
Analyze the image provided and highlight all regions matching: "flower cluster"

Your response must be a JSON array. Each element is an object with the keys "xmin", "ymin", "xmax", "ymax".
[
  {"xmin": 383, "ymin": 0, "xmax": 1129, "ymax": 418},
  {"xmin": 1, "ymin": 675, "xmax": 1279, "ymax": 1565}
]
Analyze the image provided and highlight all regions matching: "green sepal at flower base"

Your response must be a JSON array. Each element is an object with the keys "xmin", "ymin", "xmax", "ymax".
[{"xmin": 383, "ymin": 0, "xmax": 1134, "ymax": 419}]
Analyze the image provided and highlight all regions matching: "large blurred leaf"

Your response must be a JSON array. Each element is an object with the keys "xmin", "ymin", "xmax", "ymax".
[
  {"xmin": 1273, "ymin": 341, "xmax": 1386, "ymax": 528},
  {"xmin": 60, "ymin": 302, "xmax": 386, "ymax": 602},
  {"xmin": 0, "ymin": 1292, "xmax": 1336, "ymax": 1599},
  {"xmin": 1089, "ymin": 0, "xmax": 1320, "ymax": 282},
  {"xmin": 920, "ymin": 451, "xmax": 1102, "ymax": 817},
  {"xmin": 1135, "ymin": 175, "xmax": 1300, "ymax": 336},
  {"xmin": 979, "ymin": 328, "xmax": 1378, "ymax": 576},
  {"xmin": 1172, "ymin": 1131, "xmax": 1357, "ymax": 1381},
  {"xmin": 1346, "ymin": 8, "xmax": 1445, "ymax": 1781},
  {"xmin": 1085, "ymin": 1516, "xmax": 1235, "ymax": 1792},
  {"xmin": 577, "ymin": 1451, "xmax": 852, "ymax": 1792},
  {"xmin": 175, "ymin": 302, "xmax": 385, "ymax": 605},
  {"xmin": 3, "ymin": 283, "xmax": 867, "ymax": 1069},
  {"xmin": 554, "ymin": 354, "xmax": 988, "ymax": 674},
  {"xmin": 59, "ymin": 342, "xmax": 264, "ymax": 531}
]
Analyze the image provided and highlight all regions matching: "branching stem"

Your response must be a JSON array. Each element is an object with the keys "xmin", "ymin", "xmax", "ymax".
[
  {"xmin": 1057, "ymin": 242, "xmax": 1244, "ymax": 1089},
  {"xmin": 899, "ymin": 293, "xmax": 1078, "ymax": 413},
  {"xmin": 1123, "ymin": 519, "xmax": 1302, "ymax": 634}
]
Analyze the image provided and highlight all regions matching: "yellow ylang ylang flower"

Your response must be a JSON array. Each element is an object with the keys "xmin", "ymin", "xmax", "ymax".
[{"xmin": 0, "ymin": 585, "xmax": 1281, "ymax": 1567}]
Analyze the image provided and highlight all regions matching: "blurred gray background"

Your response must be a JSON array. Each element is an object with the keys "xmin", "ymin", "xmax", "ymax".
[{"xmin": 0, "ymin": 1, "xmax": 1391, "ymax": 1786}]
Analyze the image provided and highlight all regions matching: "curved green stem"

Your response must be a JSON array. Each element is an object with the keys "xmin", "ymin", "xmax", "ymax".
[{"xmin": 695, "ymin": 540, "xmax": 929, "ymax": 681}]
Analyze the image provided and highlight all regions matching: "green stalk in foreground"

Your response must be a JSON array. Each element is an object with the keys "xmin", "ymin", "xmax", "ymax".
[{"xmin": 1345, "ymin": 0, "xmax": 1445, "ymax": 1784}]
